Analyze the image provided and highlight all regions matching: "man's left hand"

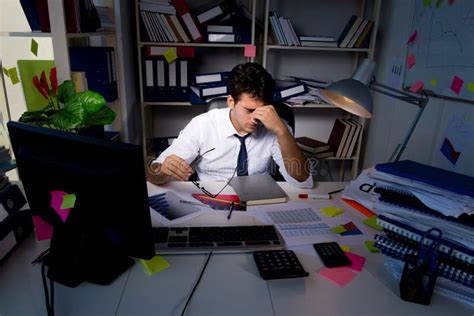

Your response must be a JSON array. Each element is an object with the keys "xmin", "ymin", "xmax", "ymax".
[{"xmin": 251, "ymin": 105, "xmax": 288, "ymax": 137}]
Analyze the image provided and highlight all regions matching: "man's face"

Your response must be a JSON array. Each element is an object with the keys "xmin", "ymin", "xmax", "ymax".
[{"xmin": 228, "ymin": 93, "xmax": 265, "ymax": 134}]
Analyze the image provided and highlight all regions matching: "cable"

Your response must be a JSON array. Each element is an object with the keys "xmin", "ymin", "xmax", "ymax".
[
  {"xmin": 41, "ymin": 262, "xmax": 55, "ymax": 316},
  {"xmin": 181, "ymin": 252, "xmax": 213, "ymax": 316}
]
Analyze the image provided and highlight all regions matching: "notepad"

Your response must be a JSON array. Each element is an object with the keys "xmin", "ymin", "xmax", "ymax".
[{"xmin": 230, "ymin": 174, "xmax": 287, "ymax": 206}]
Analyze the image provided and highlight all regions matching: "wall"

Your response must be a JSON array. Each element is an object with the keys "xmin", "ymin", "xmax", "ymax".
[{"xmin": 363, "ymin": 0, "xmax": 474, "ymax": 176}]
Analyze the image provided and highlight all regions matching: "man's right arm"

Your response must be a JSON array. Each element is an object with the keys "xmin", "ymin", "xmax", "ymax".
[{"xmin": 146, "ymin": 154, "xmax": 194, "ymax": 185}]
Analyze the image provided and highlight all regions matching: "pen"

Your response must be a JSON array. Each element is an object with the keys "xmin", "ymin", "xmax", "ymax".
[
  {"xmin": 327, "ymin": 188, "xmax": 344, "ymax": 195},
  {"xmin": 298, "ymin": 194, "xmax": 331, "ymax": 200},
  {"xmin": 227, "ymin": 202, "xmax": 235, "ymax": 220}
]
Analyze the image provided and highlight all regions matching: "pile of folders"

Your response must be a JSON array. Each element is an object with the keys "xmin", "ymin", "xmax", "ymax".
[{"xmin": 368, "ymin": 160, "xmax": 473, "ymax": 306}]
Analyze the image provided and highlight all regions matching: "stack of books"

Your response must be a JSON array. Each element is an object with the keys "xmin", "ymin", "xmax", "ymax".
[
  {"xmin": 337, "ymin": 15, "xmax": 374, "ymax": 48},
  {"xmin": 295, "ymin": 137, "xmax": 333, "ymax": 159},
  {"xmin": 268, "ymin": 11, "xmax": 300, "ymax": 46},
  {"xmin": 343, "ymin": 161, "xmax": 473, "ymax": 307},
  {"xmin": 282, "ymin": 76, "xmax": 332, "ymax": 106},
  {"xmin": 327, "ymin": 118, "xmax": 363, "ymax": 159}
]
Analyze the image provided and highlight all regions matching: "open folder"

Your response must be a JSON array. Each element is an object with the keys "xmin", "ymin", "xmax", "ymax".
[{"xmin": 230, "ymin": 174, "xmax": 288, "ymax": 206}]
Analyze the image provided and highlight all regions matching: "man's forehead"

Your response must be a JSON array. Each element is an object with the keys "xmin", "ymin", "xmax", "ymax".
[{"xmin": 236, "ymin": 93, "xmax": 266, "ymax": 108}]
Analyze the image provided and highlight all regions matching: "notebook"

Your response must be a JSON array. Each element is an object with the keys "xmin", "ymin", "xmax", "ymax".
[{"xmin": 229, "ymin": 174, "xmax": 288, "ymax": 206}]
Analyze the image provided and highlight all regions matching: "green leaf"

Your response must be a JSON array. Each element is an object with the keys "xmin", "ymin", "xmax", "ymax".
[
  {"xmin": 49, "ymin": 100, "xmax": 86, "ymax": 130},
  {"xmin": 58, "ymin": 80, "xmax": 76, "ymax": 104},
  {"xmin": 19, "ymin": 109, "xmax": 57, "ymax": 123},
  {"xmin": 85, "ymin": 107, "xmax": 116, "ymax": 126},
  {"xmin": 76, "ymin": 91, "xmax": 106, "ymax": 113}
]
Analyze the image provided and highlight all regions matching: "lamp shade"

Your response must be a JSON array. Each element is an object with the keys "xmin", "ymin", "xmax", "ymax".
[
  {"xmin": 321, "ymin": 58, "xmax": 376, "ymax": 119},
  {"xmin": 322, "ymin": 79, "xmax": 373, "ymax": 118}
]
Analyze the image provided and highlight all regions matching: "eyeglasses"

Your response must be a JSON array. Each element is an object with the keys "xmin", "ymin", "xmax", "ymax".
[{"xmin": 190, "ymin": 147, "xmax": 237, "ymax": 198}]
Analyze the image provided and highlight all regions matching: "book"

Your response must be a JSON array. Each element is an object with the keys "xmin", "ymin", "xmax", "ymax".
[
  {"xmin": 171, "ymin": 0, "xmax": 203, "ymax": 42},
  {"xmin": 300, "ymin": 41, "xmax": 337, "ymax": 47},
  {"xmin": 339, "ymin": 16, "xmax": 363, "ymax": 47},
  {"xmin": 273, "ymin": 81, "xmax": 307, "ymax": 101},
  {"xmin": 190, "ymin": 82, "xmax": 228, "ymax": 98},
  {"xmin": 299, "ymin": 36, "xmax": 335, "ymax": 42},
  {"xmin": 295, "ymin": 137, "xmax": 330, "ymax": 154},
  {"xmin": 375, "ymin": 160, "xmax": 474, "ymax": 198},
  {"xmin": 347, "ymin": 19, "xmax": 368, "ymax": 48},
  {"xmin": 196, "ymin": 0, "xmax": 237, "ymax": 25},
  {"xmin": 336, "ymin": 15, "xmax": 358, "ymax": 47},
  {"xmin": 355, "ymin": 20, "xmax": 374, "ymax": 48},
  {"xmin": 19, "ymin": 0, "xmax": 41, "ymax": 31},
  {"xmin": 230, "ymin": 174, "xmax": 288, "ymax": 206}
]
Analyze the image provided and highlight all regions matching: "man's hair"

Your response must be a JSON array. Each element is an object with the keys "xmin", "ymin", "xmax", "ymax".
[{"xmin": 228, "ymin": 63, "xmax": 275, "ymax": 104}]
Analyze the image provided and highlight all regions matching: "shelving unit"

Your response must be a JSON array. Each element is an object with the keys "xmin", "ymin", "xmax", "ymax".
[
  {"xmin": 135, "ymin": 0, "xmax": 257, "ymax": 158},
  {"xmin": 262, "ymin": 0, "xmax": 381, "ymax": 180}
]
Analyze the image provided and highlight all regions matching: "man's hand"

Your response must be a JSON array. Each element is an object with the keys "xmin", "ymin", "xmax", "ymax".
[
  {"xmin": 152, "ymin": 154, "xmax": 193, "ymax": 181},
  {"xmin": 251, "ymin": 105, "xmax": 289, "ymax": 137}
]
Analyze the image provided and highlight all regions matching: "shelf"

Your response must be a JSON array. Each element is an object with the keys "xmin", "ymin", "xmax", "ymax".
[
  {"xmin": 140, "ymin": 42, "xmax": 251, "ymax": 48},
  {"xmin": 266, "ymin": 45, "xmax": 371, "ymax": 53},
  {"xmin": 144, "ymin": 102, "xmax": 199, "ymax": 107},
  {"xmin": 0, "ymin": 31, "xmax": 51, "ymax": 37},
  {"xmin": 67, "ymin": 31, "xmax": 115, "ymax": 38},
  {"xmin": 289, "ymin": 103, "xmax": 337, "ymax": 109}
]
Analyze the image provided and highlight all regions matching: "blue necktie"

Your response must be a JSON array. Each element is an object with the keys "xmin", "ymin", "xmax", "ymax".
[{"xmin": 235, "ymin": 134, "xmax": 250, "ymax": 176}]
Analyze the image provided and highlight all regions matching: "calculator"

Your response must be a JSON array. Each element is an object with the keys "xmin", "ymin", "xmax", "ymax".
[
  {"xmin": 313, "ymin": 242, "xmax": 351, "ymax": 268},
  {"xmin": 253, "ymin": 250, "xmax": 309, "ymax": 280}
]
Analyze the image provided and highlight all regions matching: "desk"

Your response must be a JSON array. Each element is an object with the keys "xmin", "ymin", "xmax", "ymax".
[{"xmin": 0, "ymin": 182, "xmax": 471, "ymax": 315}]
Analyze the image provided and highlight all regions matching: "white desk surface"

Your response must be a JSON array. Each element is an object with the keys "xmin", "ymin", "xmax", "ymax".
[{"xmin": 0, "ymin": 181, "xmax": 472, "ymax": 315}]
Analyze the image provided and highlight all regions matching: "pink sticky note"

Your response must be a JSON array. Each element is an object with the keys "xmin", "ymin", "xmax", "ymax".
[
  {"xmin": 450, "ymin": 75, "xmax": 464, "ymax": 95},
  {"xmin": 244, "ymin": 45, "xmax": 256, "ymax": 58},
  {"xmin": 319, "ymin": 267, "xmax": 357, "ymax": 287},
  {"xmin": 409, "ymin": 80, "xmax": 424, "ymax": 93},
  {"xmin": 407, "ymin": 54, "xmax": 416, "ymax": 70},
  {"xmin": 50, "ymin": 190, "xmax": 71, "ymax": 223},
  {"xmin": 407, "ymin": 31, "xmax": 417, "ymax": 44},
  {"xmin": 32, "ymin": 215, "xmax": 54, "ymax": 240},
  {"xmin": 345, "ymin": 251, "xmax": 366, "ymax": 272}
]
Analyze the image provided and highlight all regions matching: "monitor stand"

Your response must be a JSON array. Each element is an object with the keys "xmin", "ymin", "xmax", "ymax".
[{"xmin": 46, "ymin": 225, "xmax": 135, "ymax": 288}]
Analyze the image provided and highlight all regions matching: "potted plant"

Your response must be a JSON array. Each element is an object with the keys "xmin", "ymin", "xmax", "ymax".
[{"xmin": 19, "ymin": 68, "xmax": 116, "ymax": 136}]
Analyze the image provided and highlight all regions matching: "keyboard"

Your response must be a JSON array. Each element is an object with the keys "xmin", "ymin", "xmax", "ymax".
[{"xmin": 153, "ymin": 225, "xmax": 285, "ymax": 253}]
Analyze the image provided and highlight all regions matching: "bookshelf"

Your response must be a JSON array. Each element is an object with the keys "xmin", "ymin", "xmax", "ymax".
[
  {"xmin": 262, "ymin": 0, "xmax": 381, "ymax": 180},
  {"xmin": 0, "ymin": 0, "xmax": 138, "ymax": 143},
  {"xmin": 135, "ymin": 0, "xmax": 258, "ymax": 158}
]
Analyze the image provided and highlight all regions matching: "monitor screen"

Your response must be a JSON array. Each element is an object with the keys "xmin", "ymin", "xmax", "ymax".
[{"xmin": 7, "ymin": 121, "xmax": 154, "ymax": 287}]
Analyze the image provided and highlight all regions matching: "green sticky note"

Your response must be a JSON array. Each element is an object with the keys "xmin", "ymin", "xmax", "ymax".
[
  {"xmin": 435, "ymin": 0, "xmax": 444, "ymax": 7},
  {"xmin": 365, "ymin": 241, "xmax": 380, "ymax": 253},
  {"xmin": 330, "ymin": 226, "xmax": 347, "ymax": 234},
  {"xmin": 467, "ymin": 83, "xmax": 474, "ymax": 93},
  {"xmin": 423, "ymin": 0, "xmax": 431, "ymax": 7},
  {"xmin": 339, "ymin": 244, "xmax": 351, "ymax": 252},
  {"xmin": 163, "ymin": 48, "xmax": 177, "ymax": 64},
  {"xmin": 320, "ymin": 206, "xmax": 344, "ymax": 217},
  {"xmin": 363, "ymin": 216, "xmax": 383, "ymax": 231},
  {"xmin": 61, "ymin": 194, "xmax": 76, "ymax": 209},
  {"xmin": 31, "ymin": 39, "xmax": 39, "ymax": 56},
  {"xmin": 430, "ymin": 79, "xmax": 437, "ymax": 87},
  {"xmin": 140, "ymin": 255, "xmax": 170, "ymax": 275},
  {"xmin": 8, "ymin": 67, "xmax": 20, "ymax": 85},
  {"xmin": 3, "ymin": 67, "xmax": 9, "ymax": 78}
]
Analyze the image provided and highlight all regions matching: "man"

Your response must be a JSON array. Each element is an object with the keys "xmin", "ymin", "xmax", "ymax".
[{"xmin": 148, "ymin": 62, "xmax": 313, "ymax": 188}]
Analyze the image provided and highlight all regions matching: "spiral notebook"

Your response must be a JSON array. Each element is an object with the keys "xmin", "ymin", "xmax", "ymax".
[{"xmin": 374, "ymin": 234, "xmax": 473, "ymax": 288}]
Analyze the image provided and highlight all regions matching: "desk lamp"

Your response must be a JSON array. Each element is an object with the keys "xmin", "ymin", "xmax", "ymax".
[{"xmin": 321, "ymin": 58, "xmax": 429, "ymax": 162}]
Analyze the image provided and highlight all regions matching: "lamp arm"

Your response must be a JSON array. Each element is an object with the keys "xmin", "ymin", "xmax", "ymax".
[{"xmin": 370, "ymin": 81, "xmax": 429, "ymax": 108}]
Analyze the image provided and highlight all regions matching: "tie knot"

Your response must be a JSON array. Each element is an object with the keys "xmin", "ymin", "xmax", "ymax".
[{"xmin": 234, "ymin": 134, "xmax": 250, "ymax": 144}]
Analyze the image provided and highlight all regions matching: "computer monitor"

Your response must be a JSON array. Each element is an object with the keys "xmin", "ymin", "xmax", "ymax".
[{"xmin": 7, "ymin": 121, "xmax": 155, "ymax": 287}]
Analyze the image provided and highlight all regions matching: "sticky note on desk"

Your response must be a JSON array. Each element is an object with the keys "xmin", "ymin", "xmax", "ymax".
[
  {"xmin": 338, "ymin": 244, "xmax": 351, "ymax": 252},
  {"xmin": 319, "ymin": 267, "xmax": 357, "ymax": 287},
  {"xmin": 140, "ymin": 255, "xmax": 170, "ymax": 275},
  {"xmin": 345, "ymin": 251, "xmax": 366, "ymax": 272},
  {"xmin": 320, "ymin": 206, "xmax": 344, "ymax": 217},
  {"xmin": 364, "ymin": 241, "xmax": 380, "ymax": 253},
  {"xmin": 330, "ymin": 226, "xmax": 347, "ymax": 234},
  {"xmin": 363, "ymin": 216, "xmax": 383, "ymax": 231}
]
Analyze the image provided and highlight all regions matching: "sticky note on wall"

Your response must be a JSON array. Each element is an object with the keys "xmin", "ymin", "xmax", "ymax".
[{"xmin": 450, "ymin": 75, "xmax": 464, "ymax": 95}]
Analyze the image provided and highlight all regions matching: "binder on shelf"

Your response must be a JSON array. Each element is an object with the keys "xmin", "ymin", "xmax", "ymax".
[
  {"xmin": 355, "ymin": 20, "xmax": 374, "ymax": 48},
  {"xmin": 207, "ymin": 33, "xmax": 235, "ymax": 43},
  {"xmin": 345, "ymin": 119, "xmax": 362, "ymax": 158},
  {"xmin": 170, "ymin": 15, "xmax": 190, "ymax": 42},
  {"xmin": 272, "ymin": 83, "xmax": 307, "ymax": 102},
  {"xmin": 78, "ymin": 0, "xmax": 102, "ymax": 33},
  {"xmin": 190, "ymin": 82, "xmax": 228, "ymax": 99},
  {"xmin": 19, "ymin": 0, "xmax": 41, "ymax": 31},
  {"xmin": 339, "ymin": 16, "xmax": 364, "ymax": 47},
  {"xmin": 171, "ymin": 0, "xmax": 204, "ymax": 42},
  {"xmin": 347, "ymin": 19, "xmax": 368, "ymax": 48},
  {"xmin": 139, "ymin": 2, "xmax": 176, "ymax": 15},
  {"xmin": 69, "ymin": 47, "xmax": 118, "ymax": 102},
  {"xmin": 36, "ymin": 0, "xmax": 51, "ymax": 32},
  {"xmin": 64, "ymin": 0, "xmax": 81, "ymax": 33},
  {"xmin": 196, "ymin": 0, "xmax": 237, "ymax": 25},
  {"xmin": 340, "ymin": 119, "xmax": 357, "ymax": 158},
  {"xmin": 327, "ymin": 118, "xmax": 349, "ymax": 158},
  {"xmin": 147, "ymin": 45, "xmax": 195, "ymax": 58},
  {"xmin": 193, "ymin": 72, "xmax": 230, "ymax": 85},
  {"xmin": 207, "ymin": 25, "xmax": 233, "ymax": 33}
]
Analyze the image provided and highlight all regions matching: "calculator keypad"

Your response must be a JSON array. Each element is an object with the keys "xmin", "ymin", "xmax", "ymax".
[{"xmin": 253, "ymin": 250, "xmax": 309, "ymax": 280}]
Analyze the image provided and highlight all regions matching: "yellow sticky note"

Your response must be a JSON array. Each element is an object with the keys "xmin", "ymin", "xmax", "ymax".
[
  {"xmin": 61, "ymin": 194, "xmax": 76, "ymax": 209},
  {"xmin": 467, "ymin": 83, "xmax": 474, "ymax": 93},
  {"xmin": 8, "ymin": 67, "xmax": 20, "ymax": 85},
  {"xmin": 320, "ymin": 206, "xmax": 344, "ymax": 217},
  {"xmin": 31, "ymin": 38, "xmax": 39, "ymax": 56},
  {"xmin": 3, "ymin": 67, "xmax": 9, "ymax": 78},
  {"xmin": 364, "ymin": 241, "xmax": 380, "ymax": 253},
  {"xmin": 363, "ymin": 216, "xmax": 383, "ymax": 231},
  {"xmin": 140, "ymin": 255, "xmax": 170, "ymax": 275},
  {"xmin": 330, "ymin": 226, "xmax": 347, "ymax": 234},
  {"xmin": 163, "ymin": 48, "xmax": 177, "ymax": 64},
  {"xmin": 339, "ymin": 244, "xmax": 351, "ymax": 252},
  {"xmin": 430, "ymin": 79, "xmax": 437, "ymax": 87}
]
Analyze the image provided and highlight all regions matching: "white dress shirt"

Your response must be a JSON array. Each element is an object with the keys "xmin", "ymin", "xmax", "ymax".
[{"xmin": 154, "ymin": 108, "xmax": 313, "ymax": 188}]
